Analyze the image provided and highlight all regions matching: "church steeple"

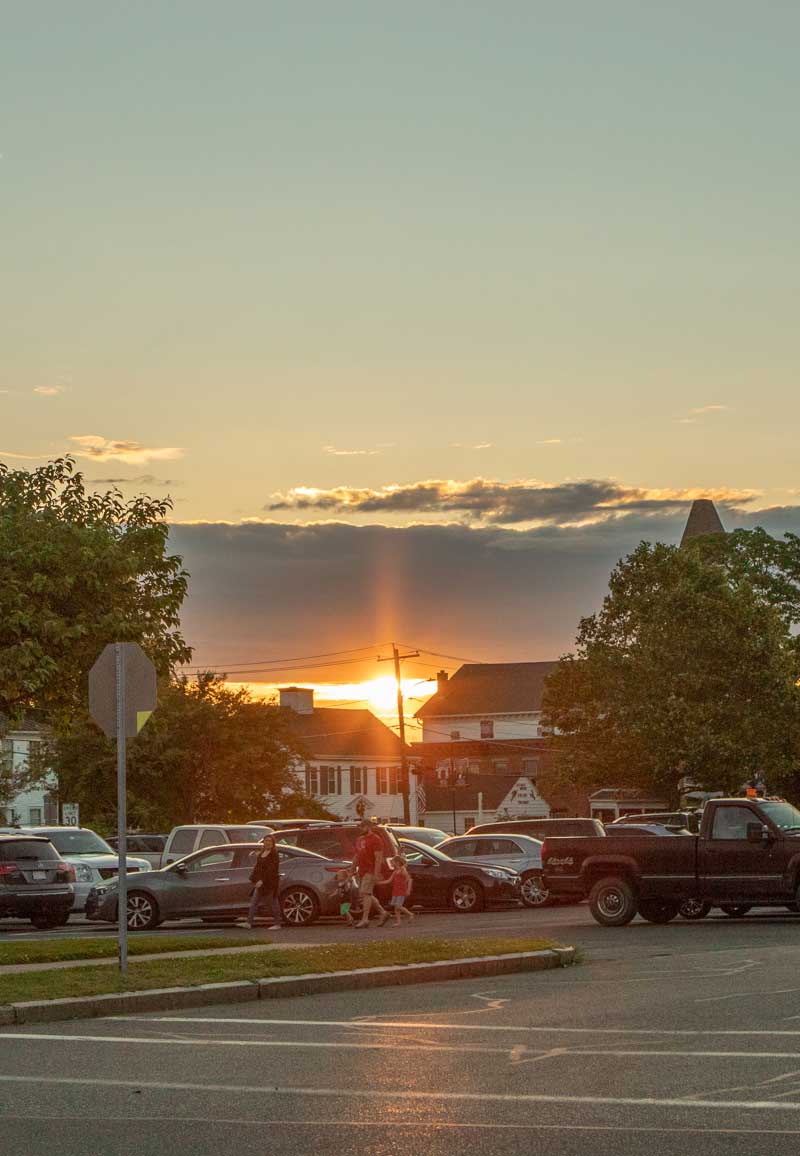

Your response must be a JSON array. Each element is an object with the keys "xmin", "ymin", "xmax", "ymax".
[{"xmin": 680, "ymin": 498, "xmax": 725, "ymax": 547}]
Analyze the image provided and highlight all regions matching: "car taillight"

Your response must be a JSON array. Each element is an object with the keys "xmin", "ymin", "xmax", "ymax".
[
  {"xmin": 0, "ymin": 863, "xmax": 17, "ymax": 876},
  {"xmin": 540, "ymin": 839, "xmax": 549, "ymax": 861},
  {"xmin": 59, "ymin": 864, "xmax": 76, "ymax": 882}
]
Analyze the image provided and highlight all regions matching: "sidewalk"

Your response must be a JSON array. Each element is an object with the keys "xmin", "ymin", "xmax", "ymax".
[{"xmin": 0, "ymin": 940, "xmax": 321, "ymax": 975}]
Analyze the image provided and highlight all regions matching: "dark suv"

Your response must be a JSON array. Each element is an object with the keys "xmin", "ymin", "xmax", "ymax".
[
  {"xmin": 275, "ymin": 823, "xmax": 400, "ymax": 898},
  {"xmin": 0, "ymin": 834, "xmax": 75, "ymax": 929}
]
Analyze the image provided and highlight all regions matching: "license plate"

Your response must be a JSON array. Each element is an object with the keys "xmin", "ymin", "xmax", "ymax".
[{"xmin": 32, "ymin": 871, "xmax": 47, "ymax": 880}]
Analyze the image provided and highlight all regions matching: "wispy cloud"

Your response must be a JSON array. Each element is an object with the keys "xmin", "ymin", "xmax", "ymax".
[
  {"xmin": 537, "ymin": 438, "xmax": 563, "ymax": 446},
  {"xmin": 450, "ymin": 442, "xmax": 494, "ymax": 450},
  {"xmin": 322, "ymin": 445, "xmax": 380, "ymax": 457},
  {"xmin": 0, "ymin": 449, "xmax": 47, "ymax": 460},
  {"xmin": 267, "ymin": 477, "xmax": 757, "ymax": 527},
  {"xmin": 33, "ymin": 385, "xmax": 66, "ymax": 397},
  {"xmin": 89, "ymin": 474, "xmax": 180, "ymax": 487},
  {"xmin": 70, "ymin": 436, "xmax": 184, "ymax": 465},
  {"xmin": 676, "ymin": 404, "xmax": 731, "ymax": 425}
]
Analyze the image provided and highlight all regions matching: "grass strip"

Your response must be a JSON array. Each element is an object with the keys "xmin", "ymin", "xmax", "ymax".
[
  {"xmin": 0, "ymin": 934, "xmax": 265, "ymax": 968},
  {"xmin": 0, "ymin": 936, "xmax": 557, "ymax": 1005}
]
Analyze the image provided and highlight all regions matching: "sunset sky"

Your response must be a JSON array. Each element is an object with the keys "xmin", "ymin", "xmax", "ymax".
[{"xmin": 3, "ymin": 4, "xmax": 800, "ymax": 711}]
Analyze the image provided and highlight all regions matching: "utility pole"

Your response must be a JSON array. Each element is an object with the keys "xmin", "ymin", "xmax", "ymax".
[{"xmin": 378, "ymin": 643, "xmax": 419, "ymax": 825}]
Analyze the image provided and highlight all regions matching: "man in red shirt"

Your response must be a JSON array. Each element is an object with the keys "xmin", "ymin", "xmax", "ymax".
[{"xmin": 353, "ymin": 820, "xmax": 388, "ymax": 928}]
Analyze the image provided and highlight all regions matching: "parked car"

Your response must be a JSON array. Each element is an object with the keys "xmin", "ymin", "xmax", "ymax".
[
  {"xmin": 389, "ymin": 825, "xmax": 449, "ymax": 848},
  {"xmin": 107, "ymin": 834, "xmax": 167, "ymax": 869},
  {"xmin": 601, "ymin": 824, "xmax": 684, "ymax": 837},
  {"xmin": 609, "ymin": 811, "xmax": 701, "ymax": 834},
  {"xmin": 0, "ymin": 833, "xmax": 75, "ymax": 929},
  {"xmin": 468, "ymin": 817, "xmax": 606, "ymax": 840},
  {"xmin": 398, "ymin": 838, "xmax": 521, "ymax": 912},
  {"xmin": 436, "ymin": 832, "xmax": 548, "ymax": 907},
  {"xmin": 21, "ymin": 826, "xmax": 151, "ymax": 913},
  {"xmin": 86, "ymin": 842, "xmax": 346, "ymax": 931},
  {"xmin": 271, "ymin": 823, "xmax": 400, "ymax": 900},
  {"xmin": 543, "ymin": 797, "xmax": 800, "ymax": 926},
  {"xmin": 160, "ymin": 824, "xmax": 274, "ymax": 866}
]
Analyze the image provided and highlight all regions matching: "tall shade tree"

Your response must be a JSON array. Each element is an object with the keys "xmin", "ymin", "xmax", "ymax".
[
  {"xmin": 542, "ymin": 539, "xmax": 800, "ymax": 803},
  {"xmin": 0, "ymin": 458, "xmax": 190, "ymax": 726},
  {"xmin": 47, "ymin": 675, "xmax": 328, "ymax": 831}
]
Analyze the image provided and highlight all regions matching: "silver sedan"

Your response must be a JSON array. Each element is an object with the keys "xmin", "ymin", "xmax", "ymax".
[{"xmin": 86, "ymin": 842, "xmax": 347, "ymax": 930}]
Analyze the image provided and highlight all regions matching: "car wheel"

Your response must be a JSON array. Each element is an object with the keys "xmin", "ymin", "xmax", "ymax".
[
  {"xmin": 281, "ymin": 886, "xmax": 319, "ymax": 926},
  {"xmin": 448, "ymin": 879, "xmax": 486, "ymax": 913},
  {"xmin": 719, "ymin": 904, "xmax": 751, "ymax": 918},
  {"xmin": 126, "ymin": 891, "xmax": 160, "ymax": 932},
  {"xmin": 638, "ymin": 898, "xmax": 680, "ymax": 924},
  {"xmin": 520, "ymin": 871, "xmax": 550, "ymax": 908},
  {"xmin": 30, "ymin": 912, "xmax": 64, "ymax": 930},
  {"xmin": 588, "ymin": 876, "xmax": 637, "ymax": 927},
  {"xmin": 679, "ymin": 898, "xmax": 710, "ymax": 920}
]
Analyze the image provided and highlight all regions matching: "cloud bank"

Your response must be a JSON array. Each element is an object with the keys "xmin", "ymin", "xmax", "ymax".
[
  {"xmin": 70, "ymin": 436, "xmax": 184, "ymax": 464},
  {"xmin": 267, "ymin": 478, "xmax": 757, "ymax": 527},
  {"xmin": 173, "ymin": 503, "xmax": 800, "ymax": 675}
]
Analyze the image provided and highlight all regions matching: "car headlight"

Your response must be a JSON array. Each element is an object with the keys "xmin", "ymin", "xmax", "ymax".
[
  {"xmin": 483, "ymin": 868, "xmax": 513, "ymax": 880},
  {"xmin": 74, "ymin": 864, "xmax": 94, "ymax": 882}
]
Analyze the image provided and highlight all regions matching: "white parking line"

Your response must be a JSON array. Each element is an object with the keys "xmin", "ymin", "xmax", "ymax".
[
  {"xmin": 6, "ymin": 1073, "xmax": 800, "ymax": 1113},
  {"xmin": 5, "ymin": 1113, "xmax": 800, "ymax": 1137},
  {"xmin": 109, "ymin": 1016, "xmax": 800, "ymax": 1038},
  {"xmin": 7, "ymin": 1031, "xmax": 800, "ymax": 1061}
]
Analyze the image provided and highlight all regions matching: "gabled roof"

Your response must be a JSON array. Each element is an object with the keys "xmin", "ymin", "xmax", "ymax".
[
  {"xmin": 415, "ymin": 662, "xmax": 558, "ymax": 719},
  {"xmin": 680, "ymin": 499, "xmax": 725, "ymax": 546},
  {"xmin": 281, "ymin": 707, "xmax": 406, "ymax": 760}
]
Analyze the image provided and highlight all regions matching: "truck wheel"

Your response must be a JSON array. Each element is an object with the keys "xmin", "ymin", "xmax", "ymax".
[
  {"xmin": 638, "ymin": 898, "xmax": 680, "ymax": 924},
  {"xmin": 679, "ymin": 898, "xmax": 710, "ymax": 920},
  {"xmin": 719, "ymin": 904, "xmax": 751, "ymax": 918},
  {"xmin": 588, "ymin": 876, "xmax": 637, "ymax": 927}
]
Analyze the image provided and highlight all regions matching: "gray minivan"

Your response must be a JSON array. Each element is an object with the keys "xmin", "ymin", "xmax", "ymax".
[{"xmin": 160, "ymin": 824, "xmax": 274, "ymax": 866}]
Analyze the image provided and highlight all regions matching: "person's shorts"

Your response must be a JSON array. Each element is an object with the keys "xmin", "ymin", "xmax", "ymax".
[
  {"xmin": 359, "ymin": 874, "xmax": 376, "ymax": 896},
  {"xmin": 390, "ymin": 895, "xmax": 407, "ymax": 909},
  {"xmin": 339, "ymin": 902, "xmax": 351, "ymax": 916}
]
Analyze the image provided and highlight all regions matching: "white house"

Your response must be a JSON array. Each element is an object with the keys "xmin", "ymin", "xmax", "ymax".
[
  {"xmin": 279, "ymin": 687, "xmax": 409, "ymax": 823},
  {"xmin": 0, "ymin": 723, "xmax": 58, "ymax": 827},
  {"xmin": 415, "ymin": 663, "xmax": 558, "ymax": 744}
]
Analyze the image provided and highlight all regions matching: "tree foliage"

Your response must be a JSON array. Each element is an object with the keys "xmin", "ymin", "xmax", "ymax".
[
  {"xmin": 47, "ymin": 674, "xmax": 326, "ymax": 831},
  {"xmin": 0, "ymin": 458, "xmax": 190, "ymax": 728},
  {"xmin": 542, "ymin": 536, "xmax": 800, "ymax": 802}
]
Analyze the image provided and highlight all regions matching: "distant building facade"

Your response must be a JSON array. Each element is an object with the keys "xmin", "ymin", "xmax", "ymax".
[
  {"xmin": 0, "ymin": 722, "xmax": 58, "ymax": 827},
  {"xmin": 279, "ymin": 687, "xmax": 409, "ymax": 823}
]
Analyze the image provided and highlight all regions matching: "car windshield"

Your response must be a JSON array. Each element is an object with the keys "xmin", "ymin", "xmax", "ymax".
[
  {"xmin": 44, "ymin": 830, "xmax": 113, "ymax": 855},
  {"xmin": 760, "ymin": 802, "xmax": 800, "ymax": 831},
  {"xmin": 400, "ymin": 839, "xmax": 452, "ymax": 863}
]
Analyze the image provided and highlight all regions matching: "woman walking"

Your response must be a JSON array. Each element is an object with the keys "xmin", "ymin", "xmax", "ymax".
[{"xmin": 248, "ymin": 834, "xmax": 283, "ymax": 930}]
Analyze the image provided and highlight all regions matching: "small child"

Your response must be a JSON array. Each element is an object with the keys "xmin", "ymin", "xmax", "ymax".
[
  {"xmin": 336, "ymin": 869, "xmax": 357, "ymax": 926},
  {"xmin": 388, "ymin": 855, "xmax": 415, "ymax": 926}
]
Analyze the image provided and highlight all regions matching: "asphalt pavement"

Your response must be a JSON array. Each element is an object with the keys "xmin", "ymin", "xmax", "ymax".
[{"xmin": 5, "ymin": 908, "xmax": 800, "ymax": 1153}]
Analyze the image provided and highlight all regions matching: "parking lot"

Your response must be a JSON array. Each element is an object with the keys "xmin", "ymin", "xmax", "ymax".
[{"xmin": 5, "ymin": 908, "xmax": 800, "ymax": 1153}]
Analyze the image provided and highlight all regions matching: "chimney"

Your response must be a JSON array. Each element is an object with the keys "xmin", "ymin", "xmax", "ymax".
[
  {"xmin": 279, "ymin": 686, "xmax": 314, "ymax": 714},
  {"xmin": 436, "ymin": 670, "xmax": 449, "ymax": 695}
]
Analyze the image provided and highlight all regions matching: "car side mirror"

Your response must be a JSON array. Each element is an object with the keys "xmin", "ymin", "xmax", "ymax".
[
  {"xmin": 174, "ymin": 862, "xmax": 188, "ymax": 874},
  {"xmin": 747, "ymin": 823, "xmax": 769, "ymax": 845}
]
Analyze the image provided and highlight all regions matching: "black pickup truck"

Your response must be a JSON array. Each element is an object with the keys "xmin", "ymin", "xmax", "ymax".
[{"xmin": 542, "ymin": 797, "xmax": 800, "ymax": 926}]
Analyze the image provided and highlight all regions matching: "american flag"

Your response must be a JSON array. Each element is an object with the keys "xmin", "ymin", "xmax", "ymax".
[{"xmin": 416, "ymin": 776, "xmax": 427, "ymax": 816}]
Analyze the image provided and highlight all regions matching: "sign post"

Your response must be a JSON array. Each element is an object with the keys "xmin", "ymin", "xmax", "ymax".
[{"xmin": 89, "ymin": 642, "xmax": 157, "ymax": 975}]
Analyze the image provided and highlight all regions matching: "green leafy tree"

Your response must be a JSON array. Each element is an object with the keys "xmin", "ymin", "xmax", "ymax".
[
  {"xmin": 0, "ymin": 458, "xmax": 190, "ymax": 728},
  {"xmin": 542, "ymin": 539, "xmax": 800, "ymax": 803},
  {"xmin": 47, "ymin": 675, "xmax": 326, "ymax": 830}
]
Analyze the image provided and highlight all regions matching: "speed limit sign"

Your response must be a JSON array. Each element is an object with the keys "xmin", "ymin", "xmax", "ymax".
[{"xmin": 62, "ymin": 803, "xmax": 80, "ymax": 826}]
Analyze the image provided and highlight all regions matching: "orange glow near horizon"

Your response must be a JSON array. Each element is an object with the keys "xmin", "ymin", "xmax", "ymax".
[{"xmin": 227, "ymin": 675, "xmax": 437, "ymax": 730}]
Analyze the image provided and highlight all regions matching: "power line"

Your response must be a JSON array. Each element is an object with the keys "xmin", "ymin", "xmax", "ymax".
[{"xmin": 183, "ymin": 642, "xmax": 389, "ymax": 673}]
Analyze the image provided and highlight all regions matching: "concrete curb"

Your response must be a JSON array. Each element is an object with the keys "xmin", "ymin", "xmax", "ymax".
[{"xmin": 1, "ymin": 947, "xmax": 574, "ymax": 1025}]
